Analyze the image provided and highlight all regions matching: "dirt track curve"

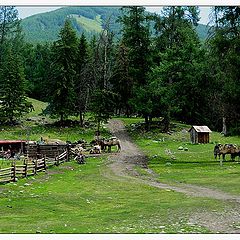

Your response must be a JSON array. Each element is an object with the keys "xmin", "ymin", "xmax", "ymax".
[{"xmin": 104, "ymin": 119, "xmax": 240, "ymax": 233}]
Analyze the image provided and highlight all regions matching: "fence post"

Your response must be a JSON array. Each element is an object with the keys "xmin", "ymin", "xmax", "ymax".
[
  {"xmin": 43, "ymin": 157, "xmax": 46, "ymax": 170},
  {"xmin": 34, "ymin": 159, "xmax": 38, "ymax": 174},
  {"xmin": 66, "ymin": 145, "xmax": 70, "ymax": 162},
  {"xmin": 24, "ymin": 162, "xmax": 28, "ymax": 178},
  {"xmin": 56, "ymin": 156, "xmax": 59, "ymax": 166},
  {"xmin": 11, "ymin": 161, "xmax": 16, "ymax": 182}
]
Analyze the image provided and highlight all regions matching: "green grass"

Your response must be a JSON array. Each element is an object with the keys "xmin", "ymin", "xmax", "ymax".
[
  {"xmin": 120, "ymin": 118, "xmax": 240, "ymax": 195},
  {"xmin": 0, "ymin": 157, "xmax": 226, "ymax": 233},
  {"xmin": 25, "ymin": 97, "xmax": 48, "ymax": 118},
  {"xmin": 0, "ymin": 104, "xmax": 239, "ymax": 233},
  {"xmin": 75, "ymin": 14, "xmax": 102, "ymax": 33}
]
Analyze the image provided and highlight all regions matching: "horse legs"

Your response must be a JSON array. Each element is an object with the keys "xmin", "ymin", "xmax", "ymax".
[
  {"xmin": 117, "ymin": 143, "xmax": 121, "ymax": 152},
  {"xmin": 108, "ymin": 146, "xmax": 111, "ymax": 153}
]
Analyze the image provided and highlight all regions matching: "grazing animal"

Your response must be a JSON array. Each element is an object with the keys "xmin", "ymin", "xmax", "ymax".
[
  {"xmin": 89, "ymin": 145, "xmax": 101, "ymax": 154},
  {"xmin": 103, "ymin": 137, "xmax": 121, "ymax": 153},
  {"xmin": 214, "ymin": 143, "xmax": 239, "ymax": 160},
  {"xmin": 71, "ymin": 145, "xmax": 85, "ymax": 155}
]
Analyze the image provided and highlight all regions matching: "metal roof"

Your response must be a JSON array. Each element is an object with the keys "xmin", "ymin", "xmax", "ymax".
[
  {"xmin": 0, "ymin": 140, "xmax": 27, "ymax": 144},
  {"xmin": 189, "ymin": 126, "xmax": 212, "ymax": 133}
]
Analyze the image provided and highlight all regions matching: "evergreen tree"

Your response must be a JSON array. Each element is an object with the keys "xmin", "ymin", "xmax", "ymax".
[
  {"xmin": 112, "ymin": 41, "xmax": 133, "ymax": 116},
  {"xmin": 0, "ymin": 6, "xmax": 19, "ymax": 46},
  {"xmin": 45, "ymin": 20, "xmax": 78, "ymax": 123},
  {"xmin": 74, "ymin": 33, "xmax": 89, "ymax": 126},
  {"xmin": 118, "ymin": 6, "xmax": 152, "ymax": 128},
  {"xmin": 0, "ymin": 46, "xmax": 31, "ymax": 123},
  {"xmin": 88, "ymin": 20, "xmax": 117, "ymax": 133},
  {"xmin": 0, "ymin": 6, "xmax": 31, "ymax": 124},
  {"xmin": 151, "ymin": 6, "xmax": 204, "ymax": 131},
  {"xmin": 23, "ymin": 43, "xmax": 52, "ymax": 101},
  {"xmin": 206, "ymin": 6, "xmax": 240, "ymax": 135}
]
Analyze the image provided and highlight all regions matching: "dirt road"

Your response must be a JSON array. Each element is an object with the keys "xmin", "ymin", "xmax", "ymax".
[{"xmin": 104, "ymin": 119, "xmax": 240, "ymax": 233}]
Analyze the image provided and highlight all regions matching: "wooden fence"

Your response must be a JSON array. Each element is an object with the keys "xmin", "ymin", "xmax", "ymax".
[
  {"xmin": 26, "ymin": 144, "xmax": 68, "ymax": 159},
  {"xmin": 0, "ymin": 151, "xmax": 68, "ymax": 184}
]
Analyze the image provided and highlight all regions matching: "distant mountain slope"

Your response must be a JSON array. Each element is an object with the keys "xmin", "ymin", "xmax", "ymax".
[
  {"xmin": 21, "ymin": 7, "xmax": 210, "ymax": 43},
  {"xmin": 21, "ymin": 7, "xmax": 121, "ymax": 43}
]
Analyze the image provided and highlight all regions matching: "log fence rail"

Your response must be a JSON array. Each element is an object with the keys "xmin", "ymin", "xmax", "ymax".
[{"xmin": 0, "ymin": 150, "xmax": 69, "ymax": 184}]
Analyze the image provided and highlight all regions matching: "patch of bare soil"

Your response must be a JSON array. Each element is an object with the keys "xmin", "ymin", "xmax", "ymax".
[{"xmin": 104, "ymin": 119, "xmax": 240, "ymax": 233}]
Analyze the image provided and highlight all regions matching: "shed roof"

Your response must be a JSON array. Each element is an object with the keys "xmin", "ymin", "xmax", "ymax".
[
  {"xmin": 188, "ymin": 126, "xmax": 212, "ymax": 133},
  {"xmin": 0, "ymin": 140, "xmax": 27, "ymax": 144}
]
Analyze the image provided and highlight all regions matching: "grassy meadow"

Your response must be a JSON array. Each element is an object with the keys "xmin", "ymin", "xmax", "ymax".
[
  {"xmin": 119, "ymin": 117, "xmax": 240, "ymax": 195},
  {"xmin": 0, "ymin": 102, "xmax": 240, "ymax": 233},
  {"xmin": 0, "ymin": 157, "xmax": 226, "ymax": 233}
]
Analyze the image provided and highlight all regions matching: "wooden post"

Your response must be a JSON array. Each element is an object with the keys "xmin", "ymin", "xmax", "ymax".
[
  {"xmin": 43, "ymin": 157, "xmax": 46, "ymax": 170},
  {"xmin": 11, "ymin": 161, "xmax": 16, "ymax": 182},
  {"xmin": 66, "ymin": 145, "xmax": 70, "ymax": 162},
  {"xmin": 54, "ymin": 154, "xmax": 57, "ymax": 166},
  {"xmin": 24, "ymin": 162, "xmax": 28, "ymax": 178},
  {"xmin": 34, "ymin": 159, "xmax": 38, "ymax": 174},
  {"xmin": 56, "ymin": 156, "xmax": 59, "ymax": 166}
]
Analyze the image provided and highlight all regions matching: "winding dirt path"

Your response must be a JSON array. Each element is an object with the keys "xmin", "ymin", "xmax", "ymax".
[{"xmin": 104, "ymin": 119, "xmax": 240, "ymax": 233}]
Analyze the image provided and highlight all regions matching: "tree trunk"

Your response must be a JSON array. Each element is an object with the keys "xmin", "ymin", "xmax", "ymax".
[
  {"xmin": 79, "ymin": 110, "xmax": 84, "ymax": 127},
  {"xmin": 144, "ymin": 114, "xmax": 149, "ymax": 131},
  {"xmin": 163, "ymin": 109, "xmax": 170, "ymax": 132},
  {"xmin": 222, "ymin": 117, "xmax": 227, "ymax": 136}
]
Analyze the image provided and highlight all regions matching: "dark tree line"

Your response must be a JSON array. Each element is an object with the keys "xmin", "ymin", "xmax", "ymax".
[{"xmin": 0, "ymin": 6, "xmax": 239, "ymax": 135}]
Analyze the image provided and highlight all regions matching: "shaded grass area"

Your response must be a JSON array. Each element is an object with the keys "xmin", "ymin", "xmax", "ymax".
[
  {"xmin": 120, "ymin": 117, "xmax": 240, "ymax": 195},
  {"xmin": 0, "ymin": 97, "xmax": 111, "ymax": 142},
  {"xmin": 0, "ymin": 157, "xmax": 225, "ymax": 233}
]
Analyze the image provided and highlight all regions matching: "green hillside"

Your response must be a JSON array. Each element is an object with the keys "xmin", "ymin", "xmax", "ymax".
[
  {"xmin": 21, "ymin": 7, "xmax": 121, "ymax": 43},
  {"xmin": 21, "ymin": 6, "xmax": 210, "ymax": 43}
]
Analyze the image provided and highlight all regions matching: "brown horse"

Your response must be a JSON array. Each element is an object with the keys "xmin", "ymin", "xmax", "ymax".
[
  {"xmin": 91, "ymin": 137, "xmax": 121, "ymax": 152},
  {"xmin": 103, "ymin": 137, "xmax": 121, "ymax": 152},
  {"xmin": 214, "ymin": 143, "xmax": 239, "ymax": 160}
]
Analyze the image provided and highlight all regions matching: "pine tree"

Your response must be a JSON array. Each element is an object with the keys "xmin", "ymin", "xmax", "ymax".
[
  {"xmin": 88, "ymin": 20, "xmax": 117, "ymax": 133},
  {"xmin": 74, "ymin": 33, "xmax": 89, "ymax": 126},
  {"xmin": 118, "ymin": 7, "xmax": 152, "ymax": 129},
  {"xmin": 207, "ymin": 7, "xmax": 240, "ymax": 135},
  {"xmin": 0, "ymin": 46, "xmax": 30, "ymax": 123},
  {"xmin": 112, "ymin": 41, "xmax": 133, "ymax": 116},
  {"xmin": 151, "ymin": 6, "xmax": 204, "ymax": 131},
  {"xmin": 46, "ymin": 20, "xmax": 78, "ymax": 124}
]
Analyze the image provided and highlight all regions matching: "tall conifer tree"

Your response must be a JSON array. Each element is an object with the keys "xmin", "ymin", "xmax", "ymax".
[{"xmin": 46, "ymin": 20, "xmax": 78, "ymax": 123}]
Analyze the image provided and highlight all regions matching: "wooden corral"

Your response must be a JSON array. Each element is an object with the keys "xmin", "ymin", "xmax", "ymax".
[
  {"xmin": 0, "ymin": 140, "xmax": 27, "ymax": 154},
  {"xmin": 188, "ymin": 126, "xmax": 212, "ymax": 144},
  {"xmin": 26, "ymin": 143, "xmax": 68, "ymax": 159},
  {"xmin": 0, "ymin": 151, "xmax": 69, "ymax": 184}
]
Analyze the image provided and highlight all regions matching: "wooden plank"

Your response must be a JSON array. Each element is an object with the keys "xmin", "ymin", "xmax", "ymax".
[
  {"xmin": 15, "ymin": 167, "xmax": 25, "ymax": 171},
  {"xmin": 27, "ymin": 173, "xmax": 35, "ymax": 176},
  {"xmin": 36, "ymin": 169, "xmax": 44, "ymax": 172},
  {"xmin": 15, "ymin": 165, "xmax": 26, "ymax": 168},
  {"xmin": 0, "ymin": 167, "xmax": 13, "ymax": 173},
  {"xmin": 0, "ymin": 178, "xmax": 12, "ymax": 183},
  {"xmin": 0, "ymin": 172, "xmax": 12, "ymax": 177},
  {"xmin": 27, "ymin": 163, "xmax": 35, "ymax": 166}
]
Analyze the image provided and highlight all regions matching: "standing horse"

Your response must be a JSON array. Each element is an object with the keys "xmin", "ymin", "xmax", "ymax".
[
  {"xmin": 103, "ymin": 137, "xmax": 121, "ymax": 152},
  {"xmin": 214, "ymin": 143, "xmax": 239, "ymax": 160}
]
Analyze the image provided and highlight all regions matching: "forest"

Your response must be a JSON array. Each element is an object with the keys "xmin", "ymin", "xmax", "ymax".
[{"xmin": 0, "ymin": 6, "xmax": 239, "ymax": 135}]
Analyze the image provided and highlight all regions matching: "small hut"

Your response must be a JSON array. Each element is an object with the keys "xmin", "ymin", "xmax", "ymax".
[
  {"xmin": 0, "ymin": 140, "xmax": 27, "ymax": 154},
  {"xmin": 188, "ymin": 126, "xmax": 212, "ymax": 144}
]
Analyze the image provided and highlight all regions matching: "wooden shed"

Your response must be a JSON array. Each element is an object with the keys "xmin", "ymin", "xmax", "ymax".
[
  {"xmin": 188, "ymin": 126, "xmax": 212, "ymax": 144},
  {"xmin": 0, "ymin": 140, "xmax": 27, "ymax": 154}
]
